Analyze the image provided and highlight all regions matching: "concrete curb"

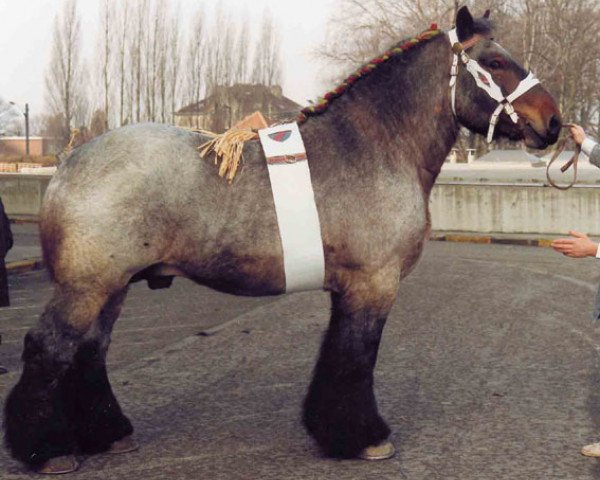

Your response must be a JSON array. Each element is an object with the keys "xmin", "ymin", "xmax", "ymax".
[
  {"xmin": 431, "ymin": 233, "xmax": 554, "ymax": 248},
  {"xmin": 6, "ymin": 258, "xmax": 44, "ymax": 275},
  {"xmin": 9, "ymin": 217, "xmax": 40, "ymax": 224}
]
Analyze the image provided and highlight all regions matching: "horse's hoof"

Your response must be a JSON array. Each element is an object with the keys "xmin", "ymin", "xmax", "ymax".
[
  {"xmin": 37, "ymin": 455, "xmax": 79, "ymax": 475},
  {"xmin": 581, "ymin": 442, "xmax": 600, "ymax": 457},
  {"xmin": 358, "ymin": 440, "xmax": 396, "ymax": 461},
  {"xmin": 108, "ymin": 435, "xmax": 139, "ymax": 455}
]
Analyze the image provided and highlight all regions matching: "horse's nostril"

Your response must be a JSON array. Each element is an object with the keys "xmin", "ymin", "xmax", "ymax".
[{"xmin": 548, "ymin": 115, "xmax": 561, "ymax": 137}]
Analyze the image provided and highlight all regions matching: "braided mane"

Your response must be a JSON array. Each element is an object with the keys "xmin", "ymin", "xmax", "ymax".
[{"xmin": 296, "ymin": 25, "xmax": 443, "ymax": 125}]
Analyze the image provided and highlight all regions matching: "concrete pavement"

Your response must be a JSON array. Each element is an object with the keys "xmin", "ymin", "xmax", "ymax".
[
  {"xmin": 6, "ymin": 223, "xmax": 41, "ymax": 265},
  {"xmin": 2, "ymin": 242, "xmax": 600, "ymax": 478}
]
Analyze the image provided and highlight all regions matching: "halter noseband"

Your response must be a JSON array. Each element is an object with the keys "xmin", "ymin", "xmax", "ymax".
[{"xmin": 448, "ymin": 28, "xmax": 540, "ymax": 143}]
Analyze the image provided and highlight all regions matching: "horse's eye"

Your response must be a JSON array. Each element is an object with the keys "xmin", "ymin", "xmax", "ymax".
[{"xmin": 489, "ymin": 60, "xmax": 502, "ymax": 69}]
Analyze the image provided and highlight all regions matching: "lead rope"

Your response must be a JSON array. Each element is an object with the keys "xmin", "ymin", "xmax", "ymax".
[{"xmin": 546, "ymin": 124, "xmax": 580, "ymax": 191}]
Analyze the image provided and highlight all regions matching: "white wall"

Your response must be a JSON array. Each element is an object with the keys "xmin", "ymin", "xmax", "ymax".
[
  {"xmin": 430, "ymin": 182, "xmax": 600, "ymax": 235},
  {"xmin": 0, "ymin": 174, "xmax": 51, "ymax": 219}
]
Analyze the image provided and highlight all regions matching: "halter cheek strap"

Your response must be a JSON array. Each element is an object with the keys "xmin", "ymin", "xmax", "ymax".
[{"xmin": 448, "ymin": 28, "xmax": 540, "ymax": 143}]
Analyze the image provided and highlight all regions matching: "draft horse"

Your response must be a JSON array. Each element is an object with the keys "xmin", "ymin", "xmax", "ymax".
[{"xmin": 4, "ymin": 7, "xmax": 561, "ymax": 473}]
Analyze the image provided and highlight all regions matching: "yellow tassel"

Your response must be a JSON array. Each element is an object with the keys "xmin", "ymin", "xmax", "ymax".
[
  {"xmin": 198, "ymin": 128, "xmax": 258, "ymax": 184},
  {"xmin": 66, "ymin": 128, "xmax": 80, "ymax": 152}
]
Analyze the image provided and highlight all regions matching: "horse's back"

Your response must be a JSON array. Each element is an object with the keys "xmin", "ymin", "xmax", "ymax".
[{"xmin": 48, "ymin": 123, "xmax": 207, "ymax": 195}]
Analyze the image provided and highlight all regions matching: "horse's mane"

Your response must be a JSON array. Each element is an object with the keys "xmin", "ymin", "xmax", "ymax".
[
  {"xmin": 296, "ymin": 26, "xmax": 443, "ymax": 124},
  {"xmin": 297, "ymin": 17, "xmax": 494, "ymax": 125}
]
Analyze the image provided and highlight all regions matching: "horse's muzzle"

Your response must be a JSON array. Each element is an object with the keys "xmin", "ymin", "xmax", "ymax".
[{"xmin": 547, "ymin": 114, "xmax": 562, "ymax": 143}]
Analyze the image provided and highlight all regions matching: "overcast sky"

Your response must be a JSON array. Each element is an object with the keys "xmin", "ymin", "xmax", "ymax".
[{"xmin": 0, "ymin": 0, "xmax": 337, "ymax": 119}]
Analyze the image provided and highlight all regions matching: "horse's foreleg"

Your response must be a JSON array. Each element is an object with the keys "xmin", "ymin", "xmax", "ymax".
[
  {"xmin": 303, "ymin": 269, "xmax": 399, "ymax": 459},
  {"xmin": 62, "ymin": 288, "xmax": 134, "ymax": 456},
  {"xmin": 3, "ymin": 285, "xmax": 123, "ymax": 471}
]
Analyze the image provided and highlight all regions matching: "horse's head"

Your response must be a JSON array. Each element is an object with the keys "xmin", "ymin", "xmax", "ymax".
[{"xmin": 451, "ymin": 6, "xmax": 561, "ymax": 149}]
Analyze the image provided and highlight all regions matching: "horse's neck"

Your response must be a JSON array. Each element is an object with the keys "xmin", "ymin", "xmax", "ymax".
[{"xmin": 302, "ymin": 35, "xmax": 458, "ymax": 181}]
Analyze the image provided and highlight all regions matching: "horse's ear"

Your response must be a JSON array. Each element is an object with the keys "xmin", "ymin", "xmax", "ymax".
[
  {"xmin": 483, "ymin": 9, "xmax": 491, "ymax": 19},
  {"xmin": 456, "ymin": 6, "xmax": 475, "ymax": 42}
]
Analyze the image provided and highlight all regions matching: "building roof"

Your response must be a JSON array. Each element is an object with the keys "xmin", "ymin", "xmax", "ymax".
[
  {"xmin": 233, "ymin": 111, "xmax": 269, "ymax": 130},
  {"xmin": 175, "ymin": 84, "xmax": 301, "ymax": 117}
]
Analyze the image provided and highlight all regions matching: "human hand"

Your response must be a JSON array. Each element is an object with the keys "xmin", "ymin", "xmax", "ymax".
[
  {"xmin": 551, "ymin": 230, "xmax": 598, "ymax": 258},
  {"xmin": 568, "ymin": 124, "xmax": 586, "ymax": 146}
]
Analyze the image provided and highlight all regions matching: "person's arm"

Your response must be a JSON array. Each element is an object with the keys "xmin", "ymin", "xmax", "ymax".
[
  {"xmin": 570, "ymin": 125, "xmax": 600, "ymax": 168},
  {"xmin": 582, "ymin": 139, "xmax": 600, "ymax": 169},
  {"xmin": 551, "ymin": 231, "xmax": 599, "ymax": 258}
]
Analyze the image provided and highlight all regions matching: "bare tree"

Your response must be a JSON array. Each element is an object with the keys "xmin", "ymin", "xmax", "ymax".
[
  {"xmin": 130, "ymin": 0, "xmax": 150, "ymax": 123},
  {"xmin": 29, "ymin": 114, "xmax": 45, "ymax": 137},
  {"xmin": 205, "ymin": 2, "xmax": 237, "ymax": 93},
  {"xmin": 40, "ymin": 114, "xmax": 67, "ymax": 140},
  {"xmin": 97, "ymin": 0, "xmax": 114, "ymax": 130},
  {"xmin": 89, "ymin": 109, "xmax": 108, "ymax": 137},
  {"xmin": 45, "ymin": 0, "xmax": 86, "ymax": 140},
  {"xmin": 185, "ymin": 9, "xmax": 207, "ymax": 107},
  {"xmin": 166, "ymin": 10, "xmax": 182, "ymax": 123},
  {"xmin": 107, "ymin": 0, "xmax": 182, "ymax": 124},
  {"xmin": 497, "ymin": 0, "xmax": 600, "ymax": 132},
  {"xmin": 320, "ymin": 0, "xmax": 508, "ymax": 67},
  {"xmin": 115, "ymin": 0, "xmax": 130, "ymax": 126},
  {"xmin": 49, "ymin": 0, "xmax": 299, "ymax": 131},
  {"xmin": 233, "ymin": 13, "xmax": 251, "ymax": 84},
  {"xmin": 252, "ymin": 9, "xmax": 282, "ymax": 86},
  {"xmin": 147, "ymin": 0, "xmax": 171, "ymax": 122},
  {"xmin": 535, "ymin": 0, "xmax": 600, "ymax": 128}
]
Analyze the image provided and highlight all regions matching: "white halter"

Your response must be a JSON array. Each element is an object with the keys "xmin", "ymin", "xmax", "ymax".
[{"xmin": 448, "ymin": 28, "xmax": 540, "ymax": 143}]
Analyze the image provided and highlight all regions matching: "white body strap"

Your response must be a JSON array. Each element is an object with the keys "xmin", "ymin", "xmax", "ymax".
[
  {"xmin": 259, "ymin": 123, "xmax": 325, "ymax": 293},
  {"xmin": 448, "ymin": 29, "xmax": 540, "ymax": 143}
]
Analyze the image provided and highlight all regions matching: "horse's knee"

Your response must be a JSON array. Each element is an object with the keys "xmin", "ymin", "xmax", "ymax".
[{"xmin": 46, "ymin": 287, "xmax": 110, "ymax": 333}]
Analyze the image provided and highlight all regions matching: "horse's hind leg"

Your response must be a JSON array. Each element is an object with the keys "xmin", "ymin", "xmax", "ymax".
[
  {"xmin": 62, "ymin": 288, "xmax": 134, "ymax": 456},
  {"xmin": 303, "ymin": 268, "xmax": 398, "ymax": 459},
  {"xmin": 4, "ymin": 285, "xmax": 131, "ymax": 472}
]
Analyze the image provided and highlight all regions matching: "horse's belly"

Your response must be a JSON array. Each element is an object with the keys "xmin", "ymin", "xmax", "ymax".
[{"xmin": 180, "ymin": 251, "xmax": 286, "ymax": 297}]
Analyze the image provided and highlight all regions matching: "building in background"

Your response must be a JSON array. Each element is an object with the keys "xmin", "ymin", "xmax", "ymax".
[
  {"xmin": 446, "ymin": 148, "xmax": 478, "ymax": 164},
  {"xmin": 0, "ymin": 136, "xmax": 61, "ymax": 156},
  {"xmin": 174, "ymin": 84, "xmax": 301, "ymax": 132}
]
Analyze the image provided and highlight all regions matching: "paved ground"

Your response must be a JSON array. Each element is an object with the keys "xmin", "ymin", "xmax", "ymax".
[
  {"xmin": 2, "ymin": 238, "xmax": 600, "ymax": 479},
  {"xmin": 5, "ymin": 223, "xmax": 41, "ymax": 264}
]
